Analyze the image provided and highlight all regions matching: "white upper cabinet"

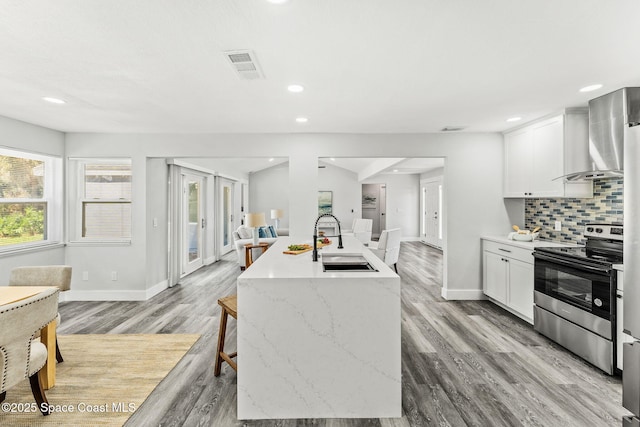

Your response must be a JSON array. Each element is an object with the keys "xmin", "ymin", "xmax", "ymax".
[{"xmin": 504, "ymin": 110, "xmax": 593, "ymax": 198}]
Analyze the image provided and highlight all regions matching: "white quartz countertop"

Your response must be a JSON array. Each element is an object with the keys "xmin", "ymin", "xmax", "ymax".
[
  {"xmin": 238, "ymin": 236, "xmax": 398, "ymax": 280},
  {"xmin": 481, "ymin": 235, "xmax": 582, "ymax": 250}
]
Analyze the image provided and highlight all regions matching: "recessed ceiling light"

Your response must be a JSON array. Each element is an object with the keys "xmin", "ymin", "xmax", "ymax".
[
  {"xmin": 287, "ymin": 84, "xmax": 304, "ymax": 93},
  {"xmin": 580, "ymin": 84, "xmax": 603, "ymax": 93},
  {"xmin": 42, "ymin": 97, "xmax": 66, "ymax": 104},
  {"xmin": 268, "ymin": 158, "xmax": 274, "ymax": 162},
  {"xmin": 295, "ymin": 117, "xmax": 308, "ymax": 123},
  {"xmin": 393, "ymin": 169, "xmax": 399, "ymax": 173},
  {"xmin": 506, "ymin": 116, "xmax": 522, "ymax": 123},
  {"xmin": 330, "ymin": 158, "xmax": 336, "ymax": 161},
  {"xmin": 267, "ymin": 0, "xmax": 289, "ymax": 4}
]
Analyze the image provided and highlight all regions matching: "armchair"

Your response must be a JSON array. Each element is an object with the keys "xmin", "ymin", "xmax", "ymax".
[
  {"xmin": 0, "ymin": 287, "xmax": 59, "ymax": 415},
  {"xmin": 10, "ymin": 266, "xmax": 72, "ymax": 363},
  {"xmin": 368, "ymin": 228, "xmax": 401, "ymax": 273}
]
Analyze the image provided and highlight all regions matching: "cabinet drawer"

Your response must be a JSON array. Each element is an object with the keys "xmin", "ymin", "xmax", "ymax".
[{"xmin": 482, "ymin": 240, "xmax": 534, "ymax": 264}]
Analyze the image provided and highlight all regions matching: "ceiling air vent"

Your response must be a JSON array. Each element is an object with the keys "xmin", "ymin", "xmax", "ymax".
[
  {"xmin": 224, "ymin": 50, "xmax": 264, "ymax": 80},
  {"xmin": 441, "ymin": 126, "xmax": 466, "ymax": 132}
]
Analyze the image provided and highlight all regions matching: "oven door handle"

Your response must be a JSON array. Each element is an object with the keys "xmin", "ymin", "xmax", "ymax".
[{"xmin": 534, "ymin": 252, "xmax": 611, "ymax": 274}]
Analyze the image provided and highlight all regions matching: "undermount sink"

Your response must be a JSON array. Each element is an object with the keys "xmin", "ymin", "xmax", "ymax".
[{"xmin": 321, "ymin": 254, "xmax": 378, "ymax": 272}]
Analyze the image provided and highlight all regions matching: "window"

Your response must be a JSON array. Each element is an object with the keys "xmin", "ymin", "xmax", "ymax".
[
  {"xmin": 0, "ymin": 148, "xmax": 62, "ymax": 250},
  {"xmin": 70, "ymin": 159, "xmax": 132, "ymax": 242}
]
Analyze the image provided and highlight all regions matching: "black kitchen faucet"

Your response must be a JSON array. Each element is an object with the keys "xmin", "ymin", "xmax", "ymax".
[{"xmin": 312, "ymin": 213, "xmax": 344, "ymax": 261}]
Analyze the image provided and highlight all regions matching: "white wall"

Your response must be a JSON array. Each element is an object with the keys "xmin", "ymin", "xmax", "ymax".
[
  {"xmin": 174, "ymin": 157, "xmax": 250, "ymax": 182},
  {"xmin": 64, "ymin": 150, "xmax": 148, "ymax": 300},
  {"xmin": 250, "ymin": 162, "xmax": 361, "ymax": 233},
  {"xmin": 64, "ymin": 132, "xmax": 512, "ymax": 300},
  {"xmin": 249, "ymin": 162, "xmax": 290, "ymax": 229},
  {"xmin": 146, "ymin": 158, "xmax": 168, "ymax": 291},
  {"xmin": 420, "ymin": 167, "xmax": 444, "ymax": 181},
  {"xmin": 364, "ymin": 173, "xmax": 421, "ymax": 240},
  {"xmin": 0, "ymin": 115, "xmax": 65, "ymax": 285},
  {"xmin": 318, "ymin": 164, "xmax": 361, "ymax": 231}
]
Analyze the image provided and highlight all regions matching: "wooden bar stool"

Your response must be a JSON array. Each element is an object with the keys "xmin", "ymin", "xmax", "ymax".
[{"xmin": 214, "ymin": 294, "xmax": 238, "ymax": 376}]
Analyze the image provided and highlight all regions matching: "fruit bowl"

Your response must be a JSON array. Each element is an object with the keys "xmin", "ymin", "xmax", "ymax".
[{"xmin": 510, "ymin": 232, "xmax": 539, "ymax": 241}]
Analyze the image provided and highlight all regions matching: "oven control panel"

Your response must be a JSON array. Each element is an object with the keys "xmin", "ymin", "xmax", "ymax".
[{"xmin": 584, "ymin": 224, "xmax": 623, "ymax": 240}]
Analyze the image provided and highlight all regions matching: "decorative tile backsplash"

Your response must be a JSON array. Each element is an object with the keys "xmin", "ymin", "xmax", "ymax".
[{"xmin": 525, "ymin": 178, "xmax": 623, "ymax": 244}]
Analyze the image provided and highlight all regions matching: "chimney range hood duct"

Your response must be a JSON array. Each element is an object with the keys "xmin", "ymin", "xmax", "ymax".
[{"xmin": 564, "ymin": 87, "xmax": 640, "ymax": 181}]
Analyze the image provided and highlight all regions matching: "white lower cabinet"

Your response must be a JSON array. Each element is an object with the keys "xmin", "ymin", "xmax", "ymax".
[{"xmin": 482, "ymin": 239, "xmax": 534, "ymax": 324}]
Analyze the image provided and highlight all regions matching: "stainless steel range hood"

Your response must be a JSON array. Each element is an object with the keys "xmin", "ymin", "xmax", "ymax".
[{"xmin": 564, "ymin": 87, "xmax": 640, "ymax": 181}]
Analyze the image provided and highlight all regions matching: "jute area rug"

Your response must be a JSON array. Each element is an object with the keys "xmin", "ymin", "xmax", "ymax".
[{"xmin": 0, "ymin": 334, "xmax": 200, "ymax": 427}]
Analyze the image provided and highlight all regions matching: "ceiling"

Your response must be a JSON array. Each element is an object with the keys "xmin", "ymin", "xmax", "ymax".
[
  {"xmin": 2, "ymin": 1, "xmax": 640, "ymax": 134},
  {"xmin": 320, "ymin": 157, "xmax": 444, "ymax": 178}
]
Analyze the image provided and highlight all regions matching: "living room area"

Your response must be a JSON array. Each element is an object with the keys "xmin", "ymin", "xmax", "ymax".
[{"xmin": 165, "ymin": 155, "xmax": 444, "ymax": 277}]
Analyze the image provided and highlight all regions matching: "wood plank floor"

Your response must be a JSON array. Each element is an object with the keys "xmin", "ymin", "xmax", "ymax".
[{"xmin": 57, "ymin": 242, "xmax": 630, "ymax": 426}]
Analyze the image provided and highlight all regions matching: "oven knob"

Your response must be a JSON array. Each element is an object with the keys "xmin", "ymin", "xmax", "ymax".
[
  {"xmin": 594, "ymin": 298, "xmax": 603, "ymax": 307},
  {"xmin": 596, "ymin": 228, "xmax": 603, "ymax": 233},
  {"xmin": 587, "ymin": 227, "xmax": 594, "ymax": 232}
]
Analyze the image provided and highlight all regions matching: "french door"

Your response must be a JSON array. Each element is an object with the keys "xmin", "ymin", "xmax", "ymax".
[
  {"xmin": 182, "ymin": 173, "xmax": 204, "ymax": 275},
  {"xmin": 219, "ymin": 178, "xmax": 235, "ymax": 255}
]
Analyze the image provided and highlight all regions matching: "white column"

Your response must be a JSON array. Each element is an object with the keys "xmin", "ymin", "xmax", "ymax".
[{"xmin": 288, "ymin": 152, "xmax": 318, "ymax": 239}]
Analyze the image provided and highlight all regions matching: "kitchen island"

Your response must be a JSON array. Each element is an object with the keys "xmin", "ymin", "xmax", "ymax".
[{"xmin": 236, "ymin": 236, "xmax": 401, "ymax": 420}]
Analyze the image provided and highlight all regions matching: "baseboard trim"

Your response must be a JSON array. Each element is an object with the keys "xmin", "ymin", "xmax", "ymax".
[
  {"xmin": 63, "ymin": 279, "xmax": 169, "ymax": 301},
  {"xmin": 440, "ymin": 288, "xmax": 486, "ymax": 300},
  {"xmin": 146, "ymin": 279, "xmax": 169, "ymax": 299}
]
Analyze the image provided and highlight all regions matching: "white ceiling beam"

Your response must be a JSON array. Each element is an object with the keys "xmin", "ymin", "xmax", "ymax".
[{"xmin": 358, "ymin": 158, "xmax": 406, "ymax": 181}]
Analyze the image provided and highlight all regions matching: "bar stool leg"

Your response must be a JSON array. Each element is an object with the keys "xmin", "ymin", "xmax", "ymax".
[{"xmin": 214, "ymin": 308, "xmax": 229, "ymax": 376}]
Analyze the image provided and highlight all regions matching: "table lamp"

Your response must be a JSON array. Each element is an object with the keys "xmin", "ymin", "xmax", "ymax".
[
  {"xmin": 245, "ymin": 212, "xmax": 266, "ymax": 246},
  {"xmin": 270, "ymin": 209, "xmax": 284, "ymax": 230}
]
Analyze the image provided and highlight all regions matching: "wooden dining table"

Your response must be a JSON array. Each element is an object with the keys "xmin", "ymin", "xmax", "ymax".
[{"xmin": 0, "ymin": 286, "xmax": 59, "ymax": 390}]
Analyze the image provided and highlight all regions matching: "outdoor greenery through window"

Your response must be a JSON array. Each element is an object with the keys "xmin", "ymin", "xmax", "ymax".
[
  {"xmin": 0, "ymin": 149, "xmax": 60, "ymax": 249},
  {"xmin": 81, "ymin": 162, "xmax": 132, "ymax": 240}
]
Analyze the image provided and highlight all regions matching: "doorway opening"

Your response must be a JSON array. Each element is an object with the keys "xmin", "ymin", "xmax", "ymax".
[{"xmin": 361, "ymin": 183, "xmax": 387, "ymax": 240}]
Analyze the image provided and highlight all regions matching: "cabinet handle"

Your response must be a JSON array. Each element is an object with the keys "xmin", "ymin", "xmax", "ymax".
[{"xmin": 498, "ymin": 248, "xmax": 512, "ymax": 253}]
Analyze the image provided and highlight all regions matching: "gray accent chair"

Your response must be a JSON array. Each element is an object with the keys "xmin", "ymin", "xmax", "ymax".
[
  {"xmin": 10, "ymin": 266, "xmax": 72, "ymax": 363},
  {"xmin": 0, "ymin": 287, "xmax": 59, "ymax": 415}
]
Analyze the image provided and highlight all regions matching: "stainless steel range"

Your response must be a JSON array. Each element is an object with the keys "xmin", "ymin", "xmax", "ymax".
[{"xmin": 533, "ymin": 223, "xmax": 623, "ymax": 375}]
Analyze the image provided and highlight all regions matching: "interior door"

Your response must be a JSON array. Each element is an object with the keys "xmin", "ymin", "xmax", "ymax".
[
  {"xmin": 182, "ymin": 173, "xmax": 204, "ymax": 276},
  {"xmin": 219, "ymin": 178, "xmax": 235, "ymax": 255},
  {"xmin": 421, "ymin": 179, "xmax": 443, "ymax": 248}
]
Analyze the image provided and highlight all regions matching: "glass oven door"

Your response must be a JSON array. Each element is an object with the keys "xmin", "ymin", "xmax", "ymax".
[{"xmin": 534, "ymin": 252, "xmax": 613, "ymax": 320}]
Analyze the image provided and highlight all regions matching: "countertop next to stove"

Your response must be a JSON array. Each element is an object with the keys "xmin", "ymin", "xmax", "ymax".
[
  {"xmin": 614, "ymin": 264, "xmax": 624, "ymax": 271},
  {"xmin": 481, "ymin": 235, "xmax": 582, "ymax": 250}
]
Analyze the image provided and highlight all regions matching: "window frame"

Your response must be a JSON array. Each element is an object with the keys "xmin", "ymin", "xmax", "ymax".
[
  {"xmin": 0, "ymin": 147, "xmax": 62, "ymax": 254},
  {"xmin": 69, "ymin": 158, "xmax": 133, "ymax": 244}
]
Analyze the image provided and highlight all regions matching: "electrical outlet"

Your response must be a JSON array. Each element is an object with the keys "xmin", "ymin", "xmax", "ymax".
[
  {"xmin": 153, "ymin": 217, "xmax": 158, "ymax": 227},
  {"xmin": 554, "ymin": 220, "xmax": 562, "ymax": 231},
  {"xmin": 111, "ymin": 271, "xmax": 118, "ymax": 281},
  {"xmin": 82, "ymin": 271, "xmax": 89, "ymax": 281}
]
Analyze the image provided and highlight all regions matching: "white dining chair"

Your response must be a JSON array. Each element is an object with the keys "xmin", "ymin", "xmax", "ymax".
[
  {"xmin": 343, "ymin": 218, "xmax": 373, "ymax": 244},
  {"xmin": 368, "ymin": 228, "xmax": 401, "ymax": 273}
]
